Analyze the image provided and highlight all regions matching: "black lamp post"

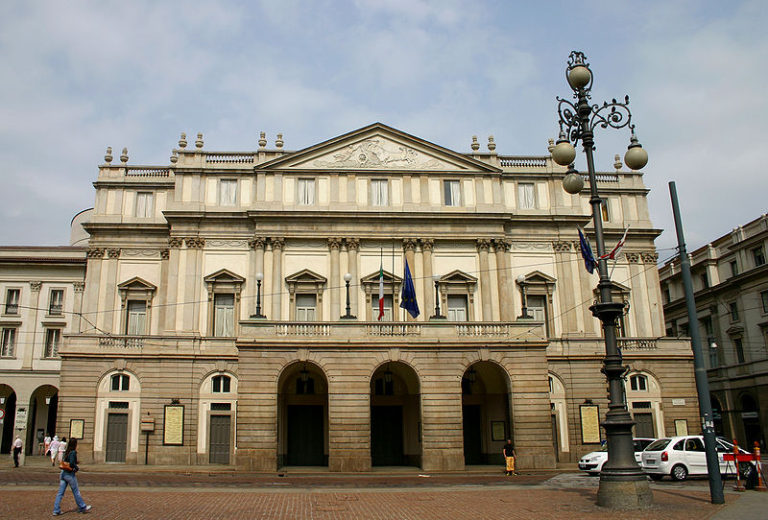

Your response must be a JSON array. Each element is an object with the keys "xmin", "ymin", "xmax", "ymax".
[
  {"xmin": 431, "ymin": 274, "xmax": 445, "ymax": 319},
  {"xmin": 552, "ymin": 51, "xmax": 651, "ymax": 509},
  {"xmin": 516, "ymin": 275, "xmax": 531, "ymax": 319},
  {"xmin": 341, "ymin": 272, "xmax": 356, "ymax": 319},
  {"xmin": 253, "ymin": 272, "xmax": 266, "ymax": 319}
]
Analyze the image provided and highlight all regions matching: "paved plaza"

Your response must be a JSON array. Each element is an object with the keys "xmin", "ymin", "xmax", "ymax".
[{"xmin": 3, "ymin": 459, "xmax": 767, "ymax": 519}]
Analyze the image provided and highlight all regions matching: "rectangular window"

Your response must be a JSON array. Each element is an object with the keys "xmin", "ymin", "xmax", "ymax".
[
  {"xmin": 762, "ymin": 290, "xmax": 768, "ymax": 314},
  {"xmin": 444, "ymin": 180, "xmax": 461, "ymax": 207},
  {"xmin": 213, "ymin": 294, "xmax": 235, "ymax": 337},
  {"xmin": 518, "ymin": 183, "xmax": 535, "ymax": 209},
  {"xmin": 5, "ymin": 289, "xmax": 20, "ymax": 314},
  {"xmin": 135, "ymin": 192, "xmax": 154, "ymax": 217},
  {"xmin": 753, "ymin": 247, "xmax": 766, "ymax": 267},
  {"xmin": 447, "ymin": 294, "xmax": 468, "ymax": 321},
  {"xmin": 1, "ymin": 328, "xmax": 16, "ymax": 357},
  {"xmin": 734, "ymin": 338, "xmax": 745, "ymax": 363},
  {"xmin": 126, "ymin": 300, "xmax": 147, "ymax": 335},
  {"xmin": 298, "ymin": 178, "xmax": 315, "ymax": 205},
  {"xmin": 49, "ymin": 289, "xmax": 64, "ymax": 315},
  {"xmin": 371, "ymin": 179, "xmax": 388, "ymax": 206},
  {"xmin": 700, "ymin": 273, "xmax": 709, "ymax": 289},
  {"xmin": 662, "ymin": 285, "xmax": 671, "ymax": 304},
  {"xmin": 600, "ymin": 199, "xmax": 610, "ymax": 221},
  {"xmin": 44, "ymin": 328, "xmax": 61, "ymax": 358},
  {"xmin": 295, "ymin": 294, "xmax": 317, "ymax": 321},
  {"xmin": 527, "ymin": 294, "xmax": 547, "ymax": 322},
  {"xmin": 219, "ymin": 180, "xmax": 237, "ymax": 206},
  {"xmin": 730, "ymin": 260, "xmax": 739, "ymax": 277},
  {"xmin": 372, "ymin": 295, "xmax": 393, "ymax": 321},
  {"xmin": 729, "ymin": 302, "xmax": 739, "ymax": 321}
]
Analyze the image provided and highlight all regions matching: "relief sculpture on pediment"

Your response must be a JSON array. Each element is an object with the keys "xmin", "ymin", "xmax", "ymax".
[{"xmin": 312, "ymin": 138, "xmax": 445, "ymax": 170}]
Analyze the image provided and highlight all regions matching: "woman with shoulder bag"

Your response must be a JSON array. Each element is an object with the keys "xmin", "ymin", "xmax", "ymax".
[{"xmin": 52, "ymin": 438, "xmax": 92, "ymax": 515}]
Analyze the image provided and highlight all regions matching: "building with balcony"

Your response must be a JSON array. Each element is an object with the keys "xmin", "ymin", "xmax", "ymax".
[
  {"xmin": 55, "ymin": 123, "xmax": 697, "ymax": 471},
  {"xmin": 659, "ymin": 214, "xmax": 768, "ymax": 449}
]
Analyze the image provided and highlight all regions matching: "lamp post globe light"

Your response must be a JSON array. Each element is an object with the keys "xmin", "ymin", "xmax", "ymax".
[
  {"xmin": 253, "ymin": 272, "xmax": 266, "ymax": 319},
  {"xmin": 553, "ymin": 51, "xmax": 651, "ymax": 509},
  {"xmin": 341, "ymin": 272, "xmax": 356, "ymax": 319}
]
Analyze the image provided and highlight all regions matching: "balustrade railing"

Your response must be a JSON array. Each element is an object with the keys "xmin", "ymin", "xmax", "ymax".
[
  {"xmin": 455, "ymin": 324, "xmax": 510, "ymax": 336},
  {"xmin": 205, "ymin": 153, "xmax": 255, "ymax": 164},
  {"xmin": 124, "ymin": 167, "xmax": 171, "ymax": 177},
  {"xmin": 98, "ymin": 336, "xmax": 144, "ymax": 348},
  {"xmin": 499, "ymin": 156, "xmax": 548, "ymax": 168},
  {"xmin": 617, "ymin": 338, "xmax": 658, "ymax": 350},
  {"xmin": 276, "ymin": 324, "xmax": 331, "ymax": 336},
  {"xmin": 366, "ymin": 324, "xmax": 422, "ymax": 336}
]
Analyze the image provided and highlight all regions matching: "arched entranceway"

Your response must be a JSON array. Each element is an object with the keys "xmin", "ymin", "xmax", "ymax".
[
  {"xmin": 278, "ymin": 362, "xmax": 328, "ymax": 467},
  {"xmin": 740, "ymin": 394, "xmax": 762, "ymax": 449},
  {"xmin": 0, "ymin": 385, "xmax": 16, "ymax": 454},
  {"xmin": 26, "ymin": 385, "xmax": 58, "ymax": 455},
  {"xmin": 461, "ymin": 362, "xmax": 511, "ymax": 466},
  {"xmin": 370, "ymin": 362, "xmax": 421, "ymax": 467}
]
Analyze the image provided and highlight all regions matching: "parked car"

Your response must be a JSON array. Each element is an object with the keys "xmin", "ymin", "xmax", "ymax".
[
  {"xmin": 641, "ymin": 435, "xmax": 755, "ymax": 481},
  {"xmin": 578, "ymin": 438, "xmax": 655, "ymax": 475}
]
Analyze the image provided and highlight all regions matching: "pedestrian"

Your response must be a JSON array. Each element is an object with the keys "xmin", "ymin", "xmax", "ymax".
[
  {"xmin": 57, "ymin": 437, "xmax": 67, "ymax": 465},
  {"xmin": 44, "ymin": 434, "xmax": 52, "ymax": 458},
  {"xmin": 502, "ymin": 439, "xmax": 517, "ymax": 476},
  {"xmin": 12, "ymin": 436, "xmax": 22, "ymax": 467},
  {"xmin": 52, "ymin": 437, "xmax": 91, "ymax": 515},
  {"xmin": 49, "ymin": 436, "xmax": 60, "ymax": 466}
]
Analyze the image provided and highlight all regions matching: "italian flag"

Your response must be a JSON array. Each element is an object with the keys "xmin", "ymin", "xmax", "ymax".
[{"xmin": 378, "ymin": 261, "xmax": 385, "ymax": 321}]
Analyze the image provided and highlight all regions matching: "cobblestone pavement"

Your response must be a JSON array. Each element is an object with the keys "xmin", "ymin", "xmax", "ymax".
[{"xmin": 2, "ymin": 465, "xmax": 740, "ymax": 520}]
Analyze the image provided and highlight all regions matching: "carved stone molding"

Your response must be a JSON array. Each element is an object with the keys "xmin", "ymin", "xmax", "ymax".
[
  {"xmin": 270, "ymin": 237, "xmax": 285, "ymax": 251},
  {"xmin": 509, "ymin": 241, "xmax": 552, "ymax": 251},
  {"xmin": 248, "ymin": 236, "xmax": 267, "ymax": 250},
  {"xmin": 73, "ymin": 281, "xmax": 85, "ymax": 293},
  {"xmin": 87, "ymin": 248, "xmax": 105, "ymax": 259},
  {"xmin": 402, "ymin": 238, "xmax": 417, "ymax": 252},
  {"xmin": 160, "ymin": 249, "xmax": 170, "ymax": 260},
  {"xmin": 207, "ymin": 240, "xmax": 247, "ymax": 248},
  {"xmin": 345, "ymin": 238, "xmax": 360, "ymax": 251},
  {"xmin": 30, "ymin": 281, "xmax": 42, "ymax": 292},
  {"xmin": 122, "ymin": 249, "xmax": 156, "ymax": 257},
  {"xmin": 421, "ymin": 239, "xmax": 434, "ymax": 252},
  {"xmin": 642, "ymin": 252, "xmax": 659, "ymax": 264},
  {"xmin": 552, "ymin": 241, "xmax": 571, "ymax": 253},
  {"xmin": 327, "ymin": 237, "xmax": 342, "ymax": 250},
  {"xmin": 185, "ymin": 237, "xmax": 206, "ymax": 249},
  {"xmin": 625, "ymin": 252, "xmax": 641, "ymax": 263},
  {"xmin": 476, "ymin": 239, "xmax": 491, "ymax": 252},
  {"xmin": 168, "ymin": 237, "xmax": 183, "ymax": 248}
]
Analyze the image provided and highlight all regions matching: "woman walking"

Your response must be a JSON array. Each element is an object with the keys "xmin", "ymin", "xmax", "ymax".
[{"xmin": 52, "ymin": 438, "xmax": 91, "ymax": 515}]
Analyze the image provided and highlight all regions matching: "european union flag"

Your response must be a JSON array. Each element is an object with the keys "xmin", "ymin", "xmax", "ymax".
[
  {"xmin": 400, "ymin": 259, "xmax": 420, "ymax": 318},
  {"xmin": 578, "ymin": 226, "xmax": 597, "ymax": 274}
]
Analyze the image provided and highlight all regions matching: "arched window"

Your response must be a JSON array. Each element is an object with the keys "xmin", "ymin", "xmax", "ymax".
[
  {"xmin": 629, "ymin": 374, "xmax": 648, "ymax": 392},
  {"xmin": 212, "ymin": 375, "xmax": 231, "ymax": 393},
  {"xmin": 110, "ymin": 374, "xmax": 130, "ymax": 391}
]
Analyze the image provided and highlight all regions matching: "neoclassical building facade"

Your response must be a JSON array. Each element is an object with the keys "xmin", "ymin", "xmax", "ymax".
[{"xmin": 53, "ymin": 123, "xmax": 697, "ymax": 470}]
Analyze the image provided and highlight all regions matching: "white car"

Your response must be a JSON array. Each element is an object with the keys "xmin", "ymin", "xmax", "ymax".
[
  {"xmin": 641, "ymin": 435, "xmax": 755, "ymax": 481},
  {"xmin": 578, "ymin": 438, "xmax": 655, "ymax": 475}
]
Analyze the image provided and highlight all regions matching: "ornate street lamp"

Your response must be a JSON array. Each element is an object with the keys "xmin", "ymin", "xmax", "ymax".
[
  {"xmin": 516, "ymin": 275, "xmax": 531, "ymax": 319},
  {"xmin": 553, "ymin": 51, "xmax": 651, "ymax": 509},
  {"xmin": 431, "ymin": 274, "xmax": 445, "ymax": 319},
  {"xmin": 253, "ymin": 272, "xmax": 266, "ymax": 319},
  {"xmin": 341, "ymin": 272, "xmax": 356, "ymax": 319}
]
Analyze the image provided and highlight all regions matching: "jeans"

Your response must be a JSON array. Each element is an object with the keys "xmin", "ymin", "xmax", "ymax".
[{"xmin": 53, "ymin": 471, "xmax": 87, "ymax": 513}]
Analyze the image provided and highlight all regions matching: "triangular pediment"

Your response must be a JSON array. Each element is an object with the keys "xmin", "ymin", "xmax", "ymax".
[
  {"xmin": 203, "ymin": 268, "xmax": 245, "ymax": 284},
  {"xmin": 440, "ymin": 270, "xmax": 478, "ymax": 284},
  {"xmin": 521, "ymin": 270, "xmax": 557, "ymax": 284},
  {"xmin": 285, "ymin": 269, "xmax": 327, "ymax": 284},
  {"xmin": 258, "ymin": 123, "xmax": 500, "ymax": 173},
  {"xmin": 360, "ymin": 269, "xmax": 403, "ymax": 284},
  {"xmin": 117, "ymin": 277, "xmax": 156, "ymax": 291}
]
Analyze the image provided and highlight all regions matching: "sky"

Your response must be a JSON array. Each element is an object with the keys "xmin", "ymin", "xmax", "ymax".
[{"xmin": 0, "ymin": 0, "xmax": 765, "ymax": 259}]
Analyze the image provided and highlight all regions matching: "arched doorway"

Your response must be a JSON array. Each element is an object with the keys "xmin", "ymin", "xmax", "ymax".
[
  {"xmin": 548, "ymin": 373, "xmax": 569, "ymax": 462},
  {"xmin": 461, "ymin": 362, "xmax": 511, "ymax": 466},
  {"xmin": 370, "ymin": 362, "xmax": 421, "ymax": 467},
  {"xmin": 27, "ymin": 385, "xmax": 58, "ymax": 455},
  {"xmin": 0, "ymin": 385, "xmax": 16, "ymax": 454},
  {"xmin": 278, "ymin": 362, "xmax": 328, "ymax": 467},
  {"xmin": 740, "ymin": 394, "xmax": 762, "ymax": 449}
]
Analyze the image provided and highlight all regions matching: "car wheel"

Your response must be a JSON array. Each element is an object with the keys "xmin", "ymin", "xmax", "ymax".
[
  {"xmin": 671, "ymin": 464, "xmax": 688, "ymax": 481},
  {"xmin": 649, "ymin": 474, "xmax": 664, "ymax": 481}
]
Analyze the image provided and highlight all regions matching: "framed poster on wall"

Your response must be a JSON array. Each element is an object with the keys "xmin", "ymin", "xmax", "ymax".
[
  {"xmin": 69, "ymin": 419, "xmax": 84, "ymax": 440},
  {"xmin": 674, "ymin": 419, "xmax": 688, "ymax": 436},
  {"xmin": 580, "ymin": 404, "xmax": 601, "ymax": 444},
  {"xmin": 163, "ymin": 405, "xmax": 184, "ymax": 445},
  {"xmin": 491, "ymin": 421, "xmax": 507, "ymax": 441}
]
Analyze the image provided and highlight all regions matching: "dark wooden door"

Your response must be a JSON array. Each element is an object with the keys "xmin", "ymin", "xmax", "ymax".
[
  {"xmin": 633, "ymin": 413, "xmax": 654, "ymax": 438},
  {"xmin": 209, "ymin": 415, "xmax": 231, "ymax": 464},
  {"xmin": 106, "ymin": 413, "xmax": 128, "ymax": 462},
  {"xmin": 551, "ymin": 414, "xmax": 560, "ymax": 462},
  {"xmin": 371, "ymin": 405, "xmax": 404, "ymax": 466},
  {"xmin": 286, "ymin": 405, "xmax": 324, "ymax": 466},
  {"xmin": 463, "ymin": 405, "xmax": 483, "ymax": 465}
]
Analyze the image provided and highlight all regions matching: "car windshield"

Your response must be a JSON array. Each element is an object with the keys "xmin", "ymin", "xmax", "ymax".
[{"xmin": 645, "ymin": 438, "xmax": 671, "ymax": 451}]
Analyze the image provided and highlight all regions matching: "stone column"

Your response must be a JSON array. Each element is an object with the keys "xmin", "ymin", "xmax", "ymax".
[
  {"xmin": 183, "ymin": 238, "xmax": 205, "ymax": 333},
  {"xmin": 83, "ymin": 248, "xmax": 104, "ymax": 332},
  {"xmin": 23, "ymin": 281, "xmax": 42, "ymax": 368},
  {"xmin": 477, "ymin": 239, "xmax": 492, "ymax": 321},
  {"xmin": 156, "ymin": 250, "xmax": 169, "ymax": 335},
  {"xmin": 642, "ymin": 251, "xmax": 661, "ymax": 337},
  {"xmin": 72, "ymin": 281, "xmax": 85, "ymax": 334},
  {"xmin": 494, "ymin": 239, "xmax": 512, "ymax": 321},
  {"xmin": 103, "ymin": 248, "xmax": 121, "ymax": 333},
  {"xmin": 346, "ymin": 238, "xmax": 360, "ymax": 317},
  {"xmin": 402, "ymin": 239, "xmax": 417, "ymax": 321},
  {"xmin": 421, "ymin": 239, "xmax": 434, "ymax": 317},
  {"xmin": 165, "ymin": 238, "xmax": 183, "ymax": 333},
  {"xmin": 270, "ymin": 238, "xmax": 284, "ymax": 320},
  {"xmin": 551, "ymin": 241, "xmax": 574, "ymax": 333},
  {"xmin": 248, "ymin": 237, "xmax": 267, "ymax": 316},
  {"xmin": 328, "ymin": 238, "xmax": 342, "ymax": 319}
]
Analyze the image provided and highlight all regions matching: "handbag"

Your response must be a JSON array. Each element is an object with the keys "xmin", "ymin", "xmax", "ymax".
[{"xmin": 59, "ymin": 460, "xmax": 73, "ymax": 471}]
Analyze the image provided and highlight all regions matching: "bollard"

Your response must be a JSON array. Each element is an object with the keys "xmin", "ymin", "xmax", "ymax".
[
  {"xmin": 734, "ymin": 439, "xmax": 745, "ymax": 492},
  {"xmin": 754, "ymin": 442, "xmax": 767, "ymax": 492}
]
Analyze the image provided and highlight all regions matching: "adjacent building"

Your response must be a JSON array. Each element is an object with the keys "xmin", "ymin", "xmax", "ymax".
[
  {"xmin": 40, "ymin": 123, "xmax": 698, "ymax": 471},
  {"xmin": 659, "ymin": 214, "xmax": 768, "ymax": 449}
]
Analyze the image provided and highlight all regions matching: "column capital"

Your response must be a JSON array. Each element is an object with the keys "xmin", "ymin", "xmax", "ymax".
[
  {"xmin": 626, "ymin": 252, "xmax": 641, "ymax": 263},
  {"xmin": 552, "ymin": 241, "xmax": 571, "ymax": 253},
  {"xmin": 168, "ymin": 237, "xmax": 183, "ymax": 248},
  {"xmin": 107, "ymin": 248, "xmax": 121, "ymax": 259},
  {"xmin": 328, "ymin": 237, "xmax": 343, "ymax": 250},
  {"xmin": 87, "ymin": 248, "xmax": 105, "ymax": 259},
  {"xmin": 248, "ymin": 236, "xmax": 268, "ymax": 250},
  {"xmin": 160, "ymin": 249, "xmax": 170, "ymax": 260},
  {"xmin": 476, "ymin": 238, "xmax": 491, "ymax": 252},
  {"xmin": 345, "ymin": 238, "xmax": 360, "ymax": 251},
  {"xmin": 493, "ymin": 239, "xmax": 510, "ymax": 252},
  {"xmin": 641, "ymin": 251, "xmax": 659, "ymax": 264},
  {"xmin": 402, "ymin": 238, "xmax": 417, "ymax": 252},
  {"xmin": 185, "ymin": 237, "xmax": 205, "ymax": 249},
  {"xmin": 30, "ymin": 281, "xmax": 42, "ymax": 292},
  {"xmin": 270, "ymin": 237, "xmax": 285, "ymax": 251},
  {"xmin": 73, "ymin": 281, "xmax": 85, "ymax": 293},
  {"xmin": 421, "ymin": 239, "xmax": 434, "ymax": 252}
]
